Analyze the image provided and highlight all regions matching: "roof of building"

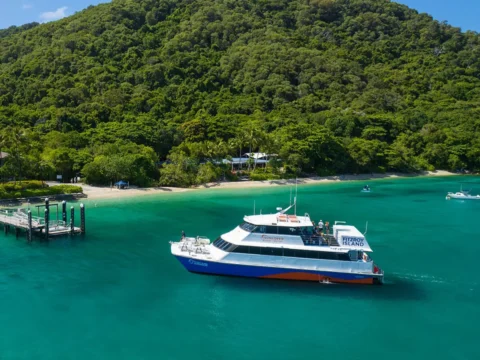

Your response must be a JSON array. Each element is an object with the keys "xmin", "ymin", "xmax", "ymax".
[
  {"xmin": 0, "ymin": 151, "xmax": 9, "ymax": 158},
  {"xmin": 244, "ymin": 152, "xmax": 278, "ymax": 159}
]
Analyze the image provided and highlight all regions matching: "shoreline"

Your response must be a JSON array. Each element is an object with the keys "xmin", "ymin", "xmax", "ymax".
[
  {"xmin": 76, "ymin": 170, "xmax": 459, "ymax": 201},
  {"xmin": 0, "ymin": 170, "xmax": 461, "ymax": 206}
]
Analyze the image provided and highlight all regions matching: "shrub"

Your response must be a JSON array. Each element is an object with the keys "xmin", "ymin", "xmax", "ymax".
[
  {"xmin": 0, "ymin": 184, "xmax": 83, "ymax": 199},
  {"xmin": 250, "ymin": 173, "xmax": 281, "ymax": 181},
  {"xmin": 50, "ymin": 185, "xmax": 83, "ymax": 194},
  {"xmin": 2, "ymin": 181, "xmax": 47, "ymax": 191}
]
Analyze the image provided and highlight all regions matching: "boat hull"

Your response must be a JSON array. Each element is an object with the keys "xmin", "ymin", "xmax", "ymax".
[
  {"xmin": 446, "ymin": 195, "xmax": 480, "ymax": 200},
  {"xmin": 174, "ymin": 255, "xmax": 382, "ymax": 285}
]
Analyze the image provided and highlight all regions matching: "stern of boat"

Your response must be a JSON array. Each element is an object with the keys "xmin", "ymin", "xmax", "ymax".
[{"xmin": 372, "ymin": 263, "xmax": 384, "ymax": 285}]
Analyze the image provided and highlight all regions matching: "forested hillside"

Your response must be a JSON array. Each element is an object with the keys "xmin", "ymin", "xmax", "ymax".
[{"xmin": 0, "ymin": 0, "xmax": 479, "ymax": 186}]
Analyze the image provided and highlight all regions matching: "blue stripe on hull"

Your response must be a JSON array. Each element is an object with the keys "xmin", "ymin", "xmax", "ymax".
[{"xmin": 174, "ymin": 255, "xmax": 374, "ymax": 282}]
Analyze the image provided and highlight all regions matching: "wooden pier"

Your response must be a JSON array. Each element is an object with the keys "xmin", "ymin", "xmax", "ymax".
[{"xmin": 0, "ymin": 198, "xmax": 85, "ymax": 241}]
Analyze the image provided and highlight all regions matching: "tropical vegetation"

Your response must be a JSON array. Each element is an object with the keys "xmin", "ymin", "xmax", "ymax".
[
  {"xmin": 0, "ymin": 0, "xmax": 479, "ymax": 187},
  {"xmin": 0, "ymin": 180, "xmax": 82, "ymax": 200}
]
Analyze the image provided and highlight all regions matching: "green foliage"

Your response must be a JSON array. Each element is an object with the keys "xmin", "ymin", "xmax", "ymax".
[
  {"xmin": 49, "ymin": 185, "xmax": 83, "ymax": 194},
  {"xmin": 196, "ymin": 163, "xmax": 222, "ymax": 185},
  {"xmin": 0, "ymin": 0, "xmax": 480, "ymax": 187},
  {"xmin": 0, "ymin": 182, "xmax": 82, "ymax": 199},
  {"xmin": 250, "ymin": 172, "xmax": 281, "ymax": 181},
  {"xmin": 159, "ymin": 152, "xmax": 198, "ymax": 187},
  {"xmin": 1, "ymin": 180, "xmax": 46, "ymax": 191},
  {"xmin": 81, "ymin": 142, "xmax": 158, "ymax": 186}
]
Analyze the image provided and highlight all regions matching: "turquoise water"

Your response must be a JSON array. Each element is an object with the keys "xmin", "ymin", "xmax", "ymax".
[{"xmin": 0, "ymin": 176, "xmax": 479, "ymax": 359}]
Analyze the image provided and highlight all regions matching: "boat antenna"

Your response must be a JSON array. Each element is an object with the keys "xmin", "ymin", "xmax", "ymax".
[
  {"xmin": 290, "ymin": 186, "xmax": 292, "ymax": 206},
  {"xmin": 364, "ymin": 221, "xmax": 368, "ymax": 235}
]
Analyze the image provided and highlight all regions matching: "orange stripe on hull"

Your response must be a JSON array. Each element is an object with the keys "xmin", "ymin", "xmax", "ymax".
[{"xmin": 260, "ymin": 272, "xmax": 374, "ymax": 284}]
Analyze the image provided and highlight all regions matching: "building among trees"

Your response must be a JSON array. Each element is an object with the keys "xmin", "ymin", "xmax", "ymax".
[{"xmin": 0, "ymin": 152, "xmax": 9, "ymax": 167}]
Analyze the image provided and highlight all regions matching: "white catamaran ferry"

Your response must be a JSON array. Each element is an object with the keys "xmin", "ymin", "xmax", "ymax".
[{"xmin": 170, "ymin": 200, "xmax": 384, "ymax": 285}]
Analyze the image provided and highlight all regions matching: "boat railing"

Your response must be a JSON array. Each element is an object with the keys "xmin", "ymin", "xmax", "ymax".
[
  {"xmin": 301, "ymin": 234, "xmax": 328, "ymax": 246},
  {"xmin": 180, "ymin": 236, "xmax": 211, "ymax": 253}
]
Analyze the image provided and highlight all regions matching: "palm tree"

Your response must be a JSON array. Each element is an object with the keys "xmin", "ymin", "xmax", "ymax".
[
  {"xmin": 241, "ymin": 124, "xmax": 265, "ymax": 171},
  {"xmin": 259, "ymin": 133, "xmax": 279, "ymax": 172},
  {"xmin": 229, "ymin": 135, "xmax": 245, "ymax": 171}
]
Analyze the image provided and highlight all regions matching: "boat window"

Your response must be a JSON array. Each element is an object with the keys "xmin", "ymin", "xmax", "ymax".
[
  {"xmin": 262, "ymin": 247, "xmax": 283, "ymax": 256},
  {"xmin": 249, "ymin": 246, "xmax": 262, "ymax": 255},
  {"xmin": 283, "ymin": 249, "xmax": 296, "ymax": 257},
  {"xmin": 278, "ymin": 227, "xmax": 300, "ymax": 235},
  {"xmin": 213, "ymin": 238, "xmax": 226, "ymax": 249},
  {"xmin": 254, "ymin": 226, "xmax": 278, "ymax": 234},
  {"xmin": 318, "ymin": 252, "xmax": 337, "ymax": 260},
  {"xmin": 232, "ymin": 246, "xmax": 249, "ymax": 254},
  {"xmin": 337, "ymin": 253, "xmax": 351, "ymax": 261},
  {"xmin": 239, "ymin": 222, "xmax": 257, "ymax": 232},
  {"xmin": 348, "ymin": 250, "xmax": 359, "ymax": 261},
  {"xmin": 213, "ymin": 237, "xmax": 223, "ymax": 247},
  {"xmin": 256, "ymin": 226, "xmax": 267, "ymax": 233},
  {"xmin": 213, "ymin": 238, "xmax": 237, "ymax": 252},
  {"xmin": 266, "ymin": 226, "xmax": 278, "ymax": 234},
  {"xmin": 294, "ymin": 250, "xmax": 307, "ymax": 258},
  {"xmin": 221, "ymin": 241, "xmax": 234, "ymax": 251},
  {"xmin": 224, "ymin": 242, "xmax": 238, "ymax": 252},
  {"xmin": 220, "ymin": 242, "xmax": 351, "ymax": 261}
]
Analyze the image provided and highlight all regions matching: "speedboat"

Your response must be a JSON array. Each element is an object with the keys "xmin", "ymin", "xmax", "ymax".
[
  {"xmin": 170, "ymin": 199, "xmax": 384, "ymax": 285},
  {"xmin": 446, "ymin": 191, "xmax": 480, "ymax": 200},
  {"xmin": 361, "ymin": 185, "xmax": 371, "ymax": 193},
  {"xmin": 446, "ymin": 185, "xmax": 480, "ymax": 200}
]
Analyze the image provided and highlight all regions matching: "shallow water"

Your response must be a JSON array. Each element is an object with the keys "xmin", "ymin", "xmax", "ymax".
[{"xmin": 0, "ymin": 176, "xmax": 479, "ymax": 359}]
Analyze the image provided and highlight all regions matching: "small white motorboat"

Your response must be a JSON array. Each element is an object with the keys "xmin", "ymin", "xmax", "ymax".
[
  {"xmin": 446, "ymin": 191, "xmax": 480, "ymax": 200},
  {"xmin": 446, "ymin": 186, "xmax": 480, "ymax": 200},
  {"xmin": 361, "ymin": 185, "xmax": 371, "ymax": 193}
]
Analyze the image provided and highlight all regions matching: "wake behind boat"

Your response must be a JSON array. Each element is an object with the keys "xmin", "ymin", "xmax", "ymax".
[{"xmin": 170, "ymin": 199, "xmax": 384, "ymax": 285}]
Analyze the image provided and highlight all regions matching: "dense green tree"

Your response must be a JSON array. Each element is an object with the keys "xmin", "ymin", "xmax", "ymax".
[{"xmin": 0, "ymin": 0, "xmax": 479, "ymax": 186}]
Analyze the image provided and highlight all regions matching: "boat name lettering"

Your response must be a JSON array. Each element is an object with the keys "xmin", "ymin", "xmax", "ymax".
[
  {"xmin": 342, "ymin": 237, "xmax": 365, "ymax": 246},
  {"xmin": 188, "ymin": 259, "xmax": 208, "ymax": 267},
  {"xmin": 261, "ymin": 235, "xmax": 284, "ymax": 243}
]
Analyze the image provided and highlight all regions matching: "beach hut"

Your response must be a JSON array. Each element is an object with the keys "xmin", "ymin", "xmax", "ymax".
[{"xmin": 114, "ymin": 180, "xmax": 129, "ymax": 189}]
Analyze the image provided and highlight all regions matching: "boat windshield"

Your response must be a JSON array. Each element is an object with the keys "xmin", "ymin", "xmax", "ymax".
[{"xmin": 239, "ymin": 222, "xmax": 257, "ymax": 232}]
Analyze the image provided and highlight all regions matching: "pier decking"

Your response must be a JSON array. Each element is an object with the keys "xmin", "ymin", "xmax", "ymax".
[{"xmin": 0, "ymin": 198, "xmax": 85, "ymax": 241}]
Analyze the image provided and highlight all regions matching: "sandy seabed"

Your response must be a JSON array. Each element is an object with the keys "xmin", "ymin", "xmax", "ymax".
[{"xmin": 79, "ymin": 170, "xmax": 457, "ymax": 200}]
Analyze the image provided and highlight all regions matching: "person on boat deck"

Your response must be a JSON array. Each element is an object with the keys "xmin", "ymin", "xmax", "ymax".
[
  {"xmin": 325, "ymin": 221, "xmax": 330, "ymax": 234},
  {"xmin": 181, "ymin": 230, "xmax": 185, "ymax": 239},
  {"xmin": 318, "ymin": 220, "xmax": 324, "ymax": 233}
]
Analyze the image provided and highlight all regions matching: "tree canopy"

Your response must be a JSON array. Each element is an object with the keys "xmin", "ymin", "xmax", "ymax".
[{"xmin": 0, "ymin": 0, "xmax": 479, "ymax": 186}]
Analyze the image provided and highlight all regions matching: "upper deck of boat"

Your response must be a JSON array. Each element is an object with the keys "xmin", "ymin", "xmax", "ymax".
[{"xmin": 243, "ymin": 213, "xmax": 313, "ymax": 227}]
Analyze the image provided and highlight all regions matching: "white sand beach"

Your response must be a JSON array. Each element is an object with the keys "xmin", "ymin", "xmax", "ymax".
[{"xmin": 79, "ymin": 170, "xmax": 457, "ymax": 200}]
